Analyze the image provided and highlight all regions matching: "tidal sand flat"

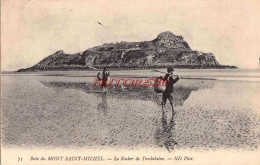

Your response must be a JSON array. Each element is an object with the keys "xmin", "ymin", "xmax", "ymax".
[{"xmin": 1, "ymin": 70, "xmax": 260, "ymax": 151}]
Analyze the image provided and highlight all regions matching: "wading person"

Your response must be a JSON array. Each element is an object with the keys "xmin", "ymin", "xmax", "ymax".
[
  {"xmin": 101, "ymin": 67, "xmax": 110, "ymax": 92},
  {"xmin": 162, "ymin": 67, "xmax": 179, "ymax": 123}
]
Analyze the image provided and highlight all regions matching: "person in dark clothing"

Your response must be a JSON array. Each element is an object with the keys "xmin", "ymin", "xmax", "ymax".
[
  {"xmin": 101, "ymin": 67, "xmax": 110, "ymax": 92},
  {"xmin": 162, "ymin": 67, "xmax": 179, "ymax": 122}
]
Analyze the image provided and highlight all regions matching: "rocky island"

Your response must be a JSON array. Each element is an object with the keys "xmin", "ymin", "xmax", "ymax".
[{"xmin": 18, "ymin": 31, "xmax": 237, "ymax": 72}]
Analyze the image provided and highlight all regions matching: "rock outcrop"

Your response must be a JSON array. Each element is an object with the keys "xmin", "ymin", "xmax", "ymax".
[{"xmin": 18, "ymin": 31, "xmax": 237, "ymax": 72}]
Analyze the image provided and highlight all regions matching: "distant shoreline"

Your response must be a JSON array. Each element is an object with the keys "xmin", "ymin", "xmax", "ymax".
[{"xmin": 17, "ymin": 65, "xmax": 237, "ymax": 72}]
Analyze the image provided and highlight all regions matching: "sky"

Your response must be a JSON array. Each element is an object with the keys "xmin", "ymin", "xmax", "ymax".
[{"xmin": 2, "ymin": 0, "xmax": 260, "ymax": 71}]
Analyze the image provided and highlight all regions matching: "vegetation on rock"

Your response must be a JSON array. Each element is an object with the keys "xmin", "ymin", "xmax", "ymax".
[{"xmin": 18, "ymin": 31, "xmax": 237, "ymax": 72}]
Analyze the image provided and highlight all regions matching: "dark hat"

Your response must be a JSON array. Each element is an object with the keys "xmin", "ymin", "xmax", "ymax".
[{"xmin": 167, "ymin": 67, "xmax": 174, "ymax": 73}]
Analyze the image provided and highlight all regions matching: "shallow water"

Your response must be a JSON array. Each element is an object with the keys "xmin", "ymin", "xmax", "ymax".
[
  {"xmin": 1, "ymin": 70, "xmax": 260, "ymax": 151},
  {"xmin": 4, "ymin": 69, "xmax": 260, "ymax": 81}
]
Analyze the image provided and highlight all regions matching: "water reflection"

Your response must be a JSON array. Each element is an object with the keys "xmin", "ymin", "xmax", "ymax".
[
  {"xmin": 97, "ymin": 93, "xmax": 108, "ymax": 116},
  {"xmin": 40, "ymin": 79, "xmax": 216, "ymax": 107},
  {"xmin": 155, "ymin": 113, "xmax": 178, "ymax": 152},
  {"xmin": 40, "ymin": 80, "xmax": 217, "ymax": 150}
]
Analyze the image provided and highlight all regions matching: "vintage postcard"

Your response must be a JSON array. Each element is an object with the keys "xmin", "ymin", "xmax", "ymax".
[{"xmin": 1, "ymin": 0, "xmax": 260, "ymax": 165}]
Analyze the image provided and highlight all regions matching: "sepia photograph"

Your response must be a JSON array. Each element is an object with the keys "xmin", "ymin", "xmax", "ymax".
[{"xmin": 1, "ymin": 0, "xmax": 260, "ymax": 164}]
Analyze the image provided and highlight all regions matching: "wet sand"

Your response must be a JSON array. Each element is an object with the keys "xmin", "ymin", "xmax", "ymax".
[{"xmin": 1, "ymin": 73, "xmax": 260, "ymax": 151}]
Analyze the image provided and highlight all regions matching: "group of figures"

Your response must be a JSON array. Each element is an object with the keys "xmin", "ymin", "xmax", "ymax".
[{"xmin": 98, "ymin": 67, "xmax": 179, "ymax": 123}]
